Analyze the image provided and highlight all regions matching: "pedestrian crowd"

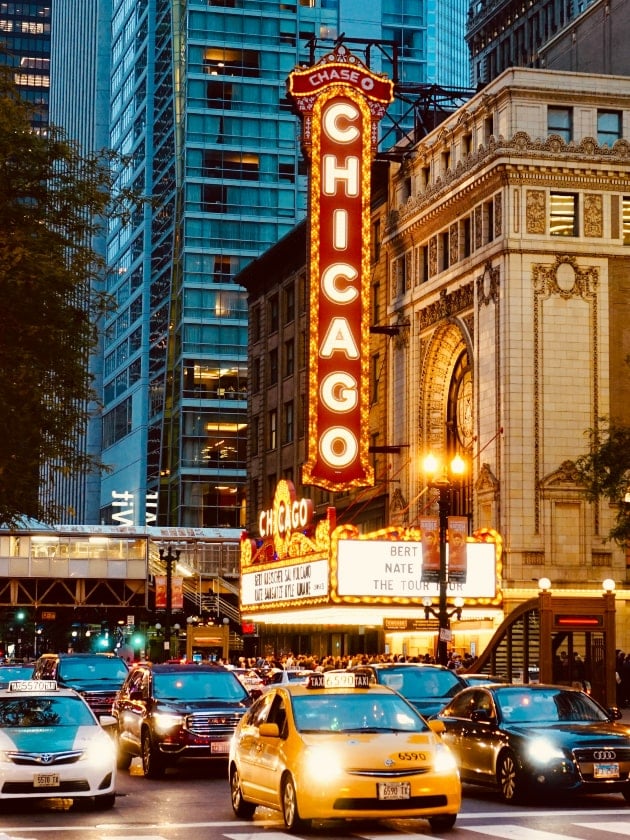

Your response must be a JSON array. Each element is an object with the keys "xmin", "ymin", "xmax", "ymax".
[{"xmin": 230, "ymin": 650, "xmax": 478, "ymax": 673}]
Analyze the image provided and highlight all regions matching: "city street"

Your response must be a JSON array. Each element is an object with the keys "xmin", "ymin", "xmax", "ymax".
[{"xmin": 2, "ymin": 758, "xmax": 630, "ymax": 840}]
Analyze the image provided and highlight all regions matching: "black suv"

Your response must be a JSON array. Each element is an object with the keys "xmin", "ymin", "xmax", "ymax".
[
  {"xmin": 32, "ymin": 652, "xmax": 129, "ymax": 717},
  {"xmin": 112, "ymin": 662, "xmax": 253, "ymax": 778}
]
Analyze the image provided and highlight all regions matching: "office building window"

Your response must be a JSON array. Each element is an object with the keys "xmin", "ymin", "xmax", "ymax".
[
  {"xmin": 283, "ymin": 401, "xmax": 294, "ymax": 444},
  {"xmin": 548, "ymin": 106, "xmax": 572, "ymax": 142},
  {"xmin": 284, "ymin": 284, "xmax": 295, "ymax": 323},
  {"xmin": 252, "ymin": 357, "xmax": 261, "ymax": 393},
  {"xmin": 550, "ymin": 193, "xmax": 578, "ymax": 236},
  {"xmin": 372, "ymin": 282, "xmax": 380, "ymax": 324},
  {"xmin": 484, "ymin": 199, "xmax": 494, "ymax": 244},
  {"xmin": 268, "ymin": 410, "xmax": 277, "ymax": 450},
  {"xmin": 284, "ymin": 339, "xmax": 294, "ymax": 377},
  {"xmin": 269, "ymin": 294, "xmax": 279, "ymax": 332},
  {"xmin": 372, "ymin": 354, "xmax": 380, "ymax": 404},
  {"xmin": 269, "ymin": 348, "xmax": 278, "ymax": 385},
  {"xmin": 597, "ymin": 110, "xmax": 621, "ymax": 147}
]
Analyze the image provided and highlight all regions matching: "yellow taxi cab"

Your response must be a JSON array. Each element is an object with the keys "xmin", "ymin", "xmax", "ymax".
[
  {"xmin": 228, "ymin": 670, "xmax": 461, "ymax": 832},
  {"xmin": 0, "ymin": 678, "xmax": 117, "ymax": 808}
]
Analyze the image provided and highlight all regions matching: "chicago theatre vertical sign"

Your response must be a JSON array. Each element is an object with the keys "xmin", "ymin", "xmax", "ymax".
[{"xmin": 288, "ymin": 47, "xmax": 393, "ymax": 491}]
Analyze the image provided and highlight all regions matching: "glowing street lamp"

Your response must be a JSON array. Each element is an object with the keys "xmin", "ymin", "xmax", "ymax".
[{"xmin": 422, "ymin": 453, "xmax": 468, "ymax": 666}]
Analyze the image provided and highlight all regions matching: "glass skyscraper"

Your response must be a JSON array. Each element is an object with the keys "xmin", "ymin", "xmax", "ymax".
[
  {"xmin": 49, "ymin": 0, "xmax": 469, "ymax": 527},
  {"xmin": 0, "ymin": 2, "xmax": 50, "ymax": 132}
]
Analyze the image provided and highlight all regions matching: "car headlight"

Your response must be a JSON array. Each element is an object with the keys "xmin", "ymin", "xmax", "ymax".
[
  {"xmin": 303, "ymin": 746, "xmax": 343, "ymax": 781},
  {"xmin": 526, "ymin": 737, "xmax": 565, "ymax": 764},
  {"xmin": 80, "ymin": 735, "xmax": 116, "ymax": 766},
  {"xmin": 434, "ymin": 742, "xmax": 458, "ymax": 773},
  {"xmin": 152, "ymin": 712, "xmax": 185, "ymax": 733}
]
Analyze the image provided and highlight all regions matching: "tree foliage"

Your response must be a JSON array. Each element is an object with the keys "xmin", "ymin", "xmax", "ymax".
[
  {"xmin": 574, "ymin": 419, "xmax": 630, "ymax": 547},
  {"xmin": 0, "ymin": 68, "xmax": 133, "ymax": 526}
]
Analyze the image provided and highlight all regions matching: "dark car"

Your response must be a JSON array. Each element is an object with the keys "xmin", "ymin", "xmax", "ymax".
[
  {"xmin": 436, "ymin": 683, "xmax": 630, "ymax": 803},
  {"xmin": 112, "ymin": 662, "xmax": 253, "ymax": 778},
  {"xmin": 0, "ymin": 663, "xmax": 36, "ymax": 688},
  {"xmin": 350, "ymin": 662, "xmax": 467, "ymax": 718},
  {"xmin": 32, "ymin": 652, "xmax": 128, "ymax": 717}
]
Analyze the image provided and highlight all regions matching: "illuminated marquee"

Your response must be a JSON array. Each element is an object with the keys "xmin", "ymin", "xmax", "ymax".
[{"xmin": 287, "ymin": 47, "xmax": 393, "ymax": 491}]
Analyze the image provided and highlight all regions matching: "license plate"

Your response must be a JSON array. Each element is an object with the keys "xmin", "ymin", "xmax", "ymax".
[
  {"xmin": 377, "ymin": 782, "xmax": 411, "ymax": 800},
  {"xmin": 34, "ymin": 773, "xmax": 60, "ymax": 788},
  {"xmin": 594, "ymin": 762, "xmax": 619, "ymax": 778},
  {"xmin": 210, "ymin": 740, "xmax": 230, "ymax": 754}
]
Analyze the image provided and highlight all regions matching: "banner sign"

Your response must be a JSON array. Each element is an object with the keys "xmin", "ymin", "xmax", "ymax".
[
  {"xmin": 447, "ymin": 516, "xmax": 468, "ymax": 583},
  {"xmin": 287, "ymin": 46, "xmax": 393, "ymax": 491}
]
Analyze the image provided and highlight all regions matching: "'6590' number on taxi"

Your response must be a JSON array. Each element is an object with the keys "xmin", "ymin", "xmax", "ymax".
[{"xmin": 397, "ymin": 752, "xmax": 427, "ymax": 761}]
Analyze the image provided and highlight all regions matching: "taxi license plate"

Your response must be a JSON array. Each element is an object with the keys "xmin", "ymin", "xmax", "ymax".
[
  {"xmin": 377, "ymin": 782, "xmax": 411, "ymax": 800},
  {"xmin": 210, "ymin": 741, "xmax": 230, "ymax": 754},
  {"xmin": 594, "ymin": 762, "xmax": 619, "ymax": 779},
  {"xmin": 34, "ymin": 773, "xmax": 60, "ymax": 788}
]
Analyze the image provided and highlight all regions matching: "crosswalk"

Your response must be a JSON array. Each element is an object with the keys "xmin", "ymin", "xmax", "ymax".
[
  {"xmin": 225, "ymin": 815, "xmax": 630, "ymax": 840},
  {"xmin": 5, "ymin": 814, "xmax": 630, "ymax": 840}
]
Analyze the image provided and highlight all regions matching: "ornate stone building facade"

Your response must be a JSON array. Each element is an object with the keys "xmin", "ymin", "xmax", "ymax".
[{"xmin": 383, "ymin": 67, "xmax": 630, "ymax": 645}]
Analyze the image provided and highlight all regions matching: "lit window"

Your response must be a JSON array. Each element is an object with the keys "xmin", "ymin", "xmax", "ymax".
[
  {"xmin": 622, "ymin": 197, "xmax": 630, "ymax": 245},
  {"xmin": 550, "ymin": 193, "xmax": 578, "ymax": 236}
]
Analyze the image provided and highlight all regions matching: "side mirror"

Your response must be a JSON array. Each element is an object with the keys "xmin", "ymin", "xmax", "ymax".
[
  {"xmin": 259, "ymin": 722, "xmax": 280, "ymax": 738},
  {"xmin": 428, "ymin": 719, "xmax": 446, "ymax": 735}
]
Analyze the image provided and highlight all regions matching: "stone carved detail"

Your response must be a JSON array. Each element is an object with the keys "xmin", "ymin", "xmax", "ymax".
[
  {"xmin": 417, "ymin": 283, "xmax": 474, "ymax": 331},
  {"xmin": 494, "ymin": 191, "xmax": 502, "ymax": 238},
  {"xmin": 526, "ymin": 190, "xmax": 546, "ymax": 234},
  {"xmin": 477, "ymin": 262, "xmax": 500, "ymax": 307},
  {"xmin": 532, "ymin": 254, "xmax": 598, "ymax": 301},
  {"xmin": 584, "ymin": 193, "xmax": 603, "ymax": 238},
  {"xmin": 386, "ymin": 131, "xmax": 630, "ymax": 230},
  {"xmin": 450, "ymin": 222, "xmax": 458, "ymax": 266},
  {"xmin": 428, "ymin": 237, "xmax": 437, "ymax": 277}
]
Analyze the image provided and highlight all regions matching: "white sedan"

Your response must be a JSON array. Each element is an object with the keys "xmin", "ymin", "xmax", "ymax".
[{"xmin": 0, "ymin": 679, "xmax": 117, "ymax": 808}]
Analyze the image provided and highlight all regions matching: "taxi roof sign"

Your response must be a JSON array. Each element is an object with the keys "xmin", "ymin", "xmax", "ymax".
[
  {"xmin": 8, "ymin": 680, "xmax": 57, "ymax": 692},
  {"xmin": 307, "ymin": 672, "xmax": 370, "ymax": 690}
]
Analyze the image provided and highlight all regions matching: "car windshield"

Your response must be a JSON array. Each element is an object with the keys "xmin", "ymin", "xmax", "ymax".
[
  {"xmin": 497, "ymin": 688, "xmax": 610, "ymax": 723},
  {"xmin": 153, "ymin": 670, "xmax": 248, "ymax": 701},
  {"xmin": 58, "ymin": 657, "xmax": 128, "ymax": 681},
  {"xmin": 377, "ymin": 667, "xmax": 461, "ymax": 698},
  {"xmin": 292, "ymin": 693, "xmax": 429, "ymax": 733},
  {"xmin": 0, "ymin": 695, "xmax": 95, "ymax": 727}
]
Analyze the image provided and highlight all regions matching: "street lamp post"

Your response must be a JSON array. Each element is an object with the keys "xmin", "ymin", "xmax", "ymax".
[
  {"xmin": 159, "ymin": 545, "xmax": 181, "ymax": 660},
  {"xmin": 422, "ymin": 453, "xmax": 467, "ymax": 666}
]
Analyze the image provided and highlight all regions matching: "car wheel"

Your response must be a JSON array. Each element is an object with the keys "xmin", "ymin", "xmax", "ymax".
[
  {"xmin": 497, "ymin": 749, "xmax": 526, "ymax": 803},
  {"xmin": 230, "ymin": 765, "xmax": 256, "ymax": 819},
  {"xmin": 622, "ymin": 783, "xmax": 630, "ymax": 803},
  {"xmin": 282, "ymin": 773, "xmax": 310, "ymax": 833},
  {"xmin": 141, "ymin": 729, "xmax": 165, "ymax": 779},
  {"xmin": 428, "ymin": 813, "xmax": 457, "ymax": 832}
]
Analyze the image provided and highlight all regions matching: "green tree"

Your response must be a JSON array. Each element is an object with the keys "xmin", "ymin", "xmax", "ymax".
[
  {"xmin": 0, "ymin": 68, "xmax": 133, "ymax": 525},
  {"xmin": 574, "ymin": 418, "xmax": 630, "ymax": 547}
]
